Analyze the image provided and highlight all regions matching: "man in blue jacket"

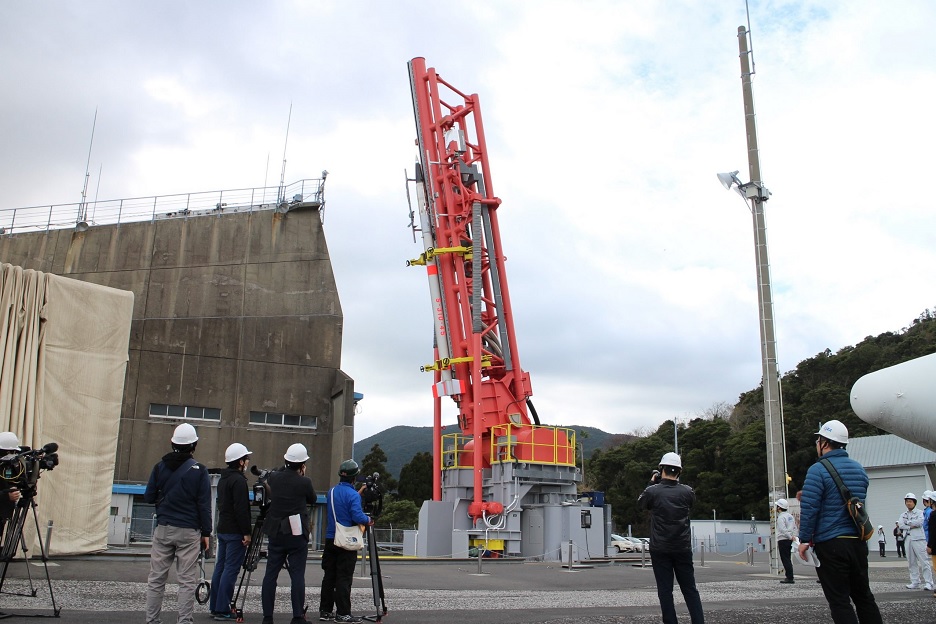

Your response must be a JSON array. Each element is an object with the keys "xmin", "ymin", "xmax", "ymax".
[
  {"xmin": 144, "ymin": 423, "xmax": 213, "ymax": 624},
  {"xmin": 797, "ymin": 420, "xmax": 882, "ymax": 624},
  {"xmin": 319, "ymin": 459, "xmax": 371, "ymax": 624}
]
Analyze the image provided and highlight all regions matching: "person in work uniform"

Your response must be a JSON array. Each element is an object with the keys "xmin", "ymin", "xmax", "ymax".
[
  {"xmin": 144, "ymin": 423, "xmax": 212, "ymax": 624},
  {"xmin": 319, "ymin": 459, "xmax": 372, "ymax": 624},
  {"xmin": 876, "ymin": 525, "xmax": 886, "ymax": 557},
  {"xmin": 895, "ymin": 522, "xmax": 906, "ymax": 558},
  {"xmin": 898, "ymin": 492, "xmax": 933, "ymax": 591},
  {"xmin": 260, "ymin": 443, "xmax": 316, "ymax": 624},
  {"xmin": 797, "ymin": 420, "xmax": 882, "ymax": 624},
  {"xmin": 637, "ymin": 452, "xmax": 704, "ymax": 624},
  {"xmin": 209, "ymin": 443, "xmax": 253, "ymax": 621},
  {"xmin": 776, "ymin": 499, "xmax": 797, "ymax": 583}
]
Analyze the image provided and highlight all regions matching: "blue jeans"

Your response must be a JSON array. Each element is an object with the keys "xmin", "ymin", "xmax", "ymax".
[
  {"xmin": 650, "ymin": 549, "xmax": 704, "ymax": 624},
  {"xmin": 209, "ymin": 533, "xmax": 247, "ymax": 614},
  {"xmin": 261, "ymin": 534, "xmax": 309, "ymax": 618}
]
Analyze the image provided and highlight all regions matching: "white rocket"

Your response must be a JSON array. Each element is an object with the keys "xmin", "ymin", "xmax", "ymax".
[{"xmin": 850, "ymin": 352, "xmax": 936, "ymax": 453}]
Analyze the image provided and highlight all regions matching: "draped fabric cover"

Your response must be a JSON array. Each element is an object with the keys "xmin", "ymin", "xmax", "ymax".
[{"xmin": 0, "ymin": 263, "xmax": 133, "ymax": 554}]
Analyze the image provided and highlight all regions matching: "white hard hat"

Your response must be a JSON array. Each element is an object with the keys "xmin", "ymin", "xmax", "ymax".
[
  {"xmin": 224, "ymin": 443, "xmax": 252, "ymax": 463},
  {"xmin": 905, "ymin": 492, "xmax": 917, "ymax": 501},
  {"xmin": 0, "ymin": 431, "xmax": 21, "ymax": 451},
  {"xmin": 776, "ymin": 499, "xmax": 789, "ymax": 509},
  {"xmin": 815, "ymin": 420, "xmax": 849, "ymax": 444},
  {"xmin": 659, "ymin": 452, "xmax": 682, "ymax": 469},
  {"xmin": 171, "ymin": 423, "xmax": 199, "ymax": 445},
  {"xmin": 923, "ymin": 490, "xmax": 933, "ymax": 501},
  {"xmin": 878, "ymin": 525, "xmax": 883, "ymax": 529},
  {"xmin": 284, "ymin": 443, "xmax": 309, "ymax": 463}
]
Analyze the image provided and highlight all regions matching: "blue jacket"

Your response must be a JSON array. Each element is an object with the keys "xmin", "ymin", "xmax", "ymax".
[
  {"xmin": 144, "ymin": 451, "xmax": 213, "ymax": 537},
  {"xmin": 325, "ymin": 481, "xmax": 370, "ymax": 539},
  {"xmin": 798, "ymin": 449, "xmax": 869, "ymax": 544}
]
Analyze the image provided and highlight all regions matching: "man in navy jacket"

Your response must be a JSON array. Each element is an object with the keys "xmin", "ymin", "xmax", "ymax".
[
  {"xmin": 797, "ymin": 420, "xmax": 882, "ymax": 624},
  {"xmin": 144, "ymin": 423, "xmax": 212, "ymax": 624}
]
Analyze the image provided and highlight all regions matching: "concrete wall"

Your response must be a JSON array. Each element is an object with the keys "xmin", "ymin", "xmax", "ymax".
[{"xmin": 0, "ymin": 206, "xmax": 354, "ymax": 494}]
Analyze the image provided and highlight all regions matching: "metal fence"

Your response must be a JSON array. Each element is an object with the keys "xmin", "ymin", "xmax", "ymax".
[{"xmin": 0, "ymin": 177, "xmax": 326, "ymax": 235}]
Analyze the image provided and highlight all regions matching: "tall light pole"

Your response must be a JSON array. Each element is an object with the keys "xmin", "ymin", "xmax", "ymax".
[{"xmin": 717, "ymin": 23, "xmax": 788, "ymax": 576}]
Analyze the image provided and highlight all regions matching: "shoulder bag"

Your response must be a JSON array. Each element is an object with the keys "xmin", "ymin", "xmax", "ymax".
[
  {"xmin": 819, "ymin": 458, "xmax": 874, "ymax": 541},
  {"xmin": 330, "ymin": 487, "xmax": 364, "ymax": 551}
]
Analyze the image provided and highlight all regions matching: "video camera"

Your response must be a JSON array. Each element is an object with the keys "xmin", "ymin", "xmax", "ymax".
[
  {"xmin": 249, "ymin": 465, "xmax": 277, "ymax": 508},
  {"xmin": 0, "ymin": 442, "xmax": 59, "ymax": 499},
  {"xmin": 358, "ymin": 472, "xmax": 384, "ymax": 519}
]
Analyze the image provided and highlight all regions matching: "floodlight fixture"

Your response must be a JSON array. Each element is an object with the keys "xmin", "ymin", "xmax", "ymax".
[
  {"xmin": 75, "ymin": 221, "xmax": 90, "ymax": 232},
  {"xmin": 717, "ymin": 171, "xmax": 742, "ymax": 190}
]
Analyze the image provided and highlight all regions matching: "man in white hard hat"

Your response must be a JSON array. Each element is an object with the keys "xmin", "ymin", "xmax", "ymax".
[
  {"xmin": 875, "ymin": 525, "xmax": 887, "ymax": 557},
  {"xmin": 797, "ymin": 420, "xmax": 882, "ymax": 623},
  {"xmin": 776, "ymin": 499, "xmax": 797, "ymax": 583},
  {"xmin": 143, "ymin": 423, "xmax": 213, "ymax": 624},
  {"xmin": 209, "ymin": 443, "xmax": 253, "ymax": 621},
  {"xmin": 260, "ymin": 443, "xmax": 316, "ymax": 624},
  {"xmin": 898, "ymin": 492, "xmax": 933, "ymax": 590},
  {"xmin": 637, "ymin": 452, "xmax": 704, "ymax": 624}
]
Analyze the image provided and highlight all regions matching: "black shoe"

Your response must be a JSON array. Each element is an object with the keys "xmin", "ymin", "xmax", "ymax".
[
  {"xmin": 334, "ymin": 616, "xmax": 364, "ymax": 624},
  {"xmin": 319, "ymin": 612, "xmax": 335, "ymax": 622},
  {"xmin": 780, "ymin": 579, "xmax": 795, "ymax": 584}
]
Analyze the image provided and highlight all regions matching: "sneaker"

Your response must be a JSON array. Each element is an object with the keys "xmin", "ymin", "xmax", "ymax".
[
  {"xmin": 925, "ymin": 584, "xmax": 934, "ymax": 591},
  {"xmin": 334, "ymin": 616, "xmax": 364, "ymax": 624},
  {"xmin": 906, "ymin": 583, "xmax": 922, "ymax": 589},
  {"xmin": 213, "ymin": 614, "xmax": 236, "ymax": 622},
  {"xmin": 319, "ymin": 613, "xmax": 335, "ymax": 622}
]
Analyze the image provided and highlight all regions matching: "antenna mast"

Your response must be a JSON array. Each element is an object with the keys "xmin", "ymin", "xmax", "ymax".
[
  {"xmin": 277, "ymin": 102, "xmax": 292, "ymax": 204},
  {"xmin": 78, "ymin": 108, "xmax": 98, "ymax": 226}
]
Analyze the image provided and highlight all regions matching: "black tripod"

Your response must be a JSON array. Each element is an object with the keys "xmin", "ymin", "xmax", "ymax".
[
  {"xmin": 229, "ymin": 507, "xmax": 268, "ymax": 622},
  {"xmin": 361, "ymin": 521, "xmax": 386, "ymax": 623},
  {"xmin": 0, "ymin": 496, "xmax": 60, "ymax": 618}
]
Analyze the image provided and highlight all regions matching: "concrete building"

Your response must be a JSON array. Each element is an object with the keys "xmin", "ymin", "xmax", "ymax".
[{"xmin": 0, "ymin": 179, "xmax": 356, "ymax": 545}]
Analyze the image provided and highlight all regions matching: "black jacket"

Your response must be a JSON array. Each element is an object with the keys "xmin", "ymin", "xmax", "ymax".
[
  {"xmin": 216, "ymin": 467, "xmax": 252, "ymax": 537},
  {"xmin": 261, "ymin": 468, "xmax": 315, "ymax": 540},
  {"xmin": 637, "ymin": 478, "xmax": 695, "ymax": 553}
]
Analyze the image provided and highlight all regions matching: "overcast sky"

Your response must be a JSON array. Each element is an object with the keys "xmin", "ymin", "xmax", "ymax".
[{"xmin": 2, "ymin": 2, "xmax": 934, "ymax": 443}]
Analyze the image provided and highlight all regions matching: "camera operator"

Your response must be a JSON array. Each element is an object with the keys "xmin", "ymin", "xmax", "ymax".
[
  {"xmin": 637, "ymin": 452, "xmax": 704, "ymax": 624},
  {"xmin": 319, "ymin": 459, "xmax": 372, "ymax": 624},
  {"xmin": 260, "ymin": 443, "xmax": 316, "ymax": 624},
  {"xmin": 144, "ymin": 423, "xmax": 212, "ymax": 624},
  {"xmin": 0, "ymin": 432, "xmax": 23, "ymax": 525},
  {"xmin": 209, "ymin": 442, "xmax": 253, "ymax": 621}
]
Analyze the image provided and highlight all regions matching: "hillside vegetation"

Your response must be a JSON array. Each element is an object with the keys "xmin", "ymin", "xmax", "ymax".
[{"xmin": 587, "ymin": 310, "xmax": 936, "ymax": 534}]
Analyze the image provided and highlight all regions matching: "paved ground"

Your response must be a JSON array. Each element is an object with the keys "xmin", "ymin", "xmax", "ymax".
[{"xmin": 0, "ymin": 548, "xmax": 933, "ymax": 623}]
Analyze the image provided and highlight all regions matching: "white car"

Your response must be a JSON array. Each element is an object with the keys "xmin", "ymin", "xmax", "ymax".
[{"xmin": 610, "ymin": 534, "xmax": 645, "ymax": 553}]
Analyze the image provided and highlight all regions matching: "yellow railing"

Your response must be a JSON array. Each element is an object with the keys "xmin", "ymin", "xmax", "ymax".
[{"xmin": 440, "ymin": 424, "xmax": 577, "ymax": 469}]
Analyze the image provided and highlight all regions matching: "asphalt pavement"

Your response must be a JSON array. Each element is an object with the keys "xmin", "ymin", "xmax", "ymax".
[{"xmin": 0, "ymin": 548, "xmax": 934, "ymax": 623}]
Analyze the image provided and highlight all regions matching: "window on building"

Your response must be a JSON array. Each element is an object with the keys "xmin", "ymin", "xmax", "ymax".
[
  {"xmin": 150, "ymin": 403, "xmax": 221, "ymax": 421},
  {"xmin": 249, "ymin": 411, "xmax": 317, "ymax": 430}
]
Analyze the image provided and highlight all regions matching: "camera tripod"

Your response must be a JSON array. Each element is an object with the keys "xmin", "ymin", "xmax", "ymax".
[
  {"xmin": 228, "ymin": 507, "xmax": 268, "ymax": 622},
  {"xmin": 361, "ymin": 521, "xmax": 386, "ymax": 623},
  {"xmin": 0, "ymin": 495, "xmax": 60, "ymax": 618}
]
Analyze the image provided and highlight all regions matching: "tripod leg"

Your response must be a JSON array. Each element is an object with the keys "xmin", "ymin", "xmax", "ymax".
[
  {"xmin": 364, "ymin": 524, "xmax": 386, "ymax": 621},
  {"xmin": 29, "ymin": 498, "xmax": 60, "ymax": 615}
]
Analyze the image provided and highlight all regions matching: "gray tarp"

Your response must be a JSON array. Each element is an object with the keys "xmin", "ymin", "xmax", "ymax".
[{"xmin": 0, "ymin": 263, "xmax": 133, "ymax": 555}]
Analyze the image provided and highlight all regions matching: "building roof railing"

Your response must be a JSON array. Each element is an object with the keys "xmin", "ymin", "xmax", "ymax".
[{"xmin": 0, "ymin": 176, "xmax": 327, "ymax": 235}]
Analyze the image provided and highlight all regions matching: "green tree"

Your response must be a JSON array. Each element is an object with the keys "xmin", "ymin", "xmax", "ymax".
[
  {"xmin": 360, "ymin": 443, "xmax": 398, "ymax": 493},
  {"xmin": 375, "ymin": 499, "xmax": 419, "ymax": 532},
  {"xmin": 397, "ymin": 451, "xmax": 433, "ymax": 506}
]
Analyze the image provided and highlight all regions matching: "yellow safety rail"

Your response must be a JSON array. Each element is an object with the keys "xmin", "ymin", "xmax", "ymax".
[{"xmin": 440, "ymin": 425, "xmax": 577, "ymax": 470}]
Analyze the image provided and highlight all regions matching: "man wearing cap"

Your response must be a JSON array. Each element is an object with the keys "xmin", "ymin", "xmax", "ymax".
[
  {"xmin": 209, "ymin": 443, "xmax": 253, "ymax": 621},
  {"xmin": 144, "ymin": 423, "xmax": 213, "ymax": 624},
  {"xmin": 776, "ymin": 499, "xmax": 797, "ymax": 583},
  {"xmin": 797, "ymin": 420, "xmax": 882, "ymax": 624},
  {"xmin": 260, "ymin": 443, "xmax": 316, "ymax": 624},
  {"xmin": 637, "ymin": 452, "xmax": 704, "ymax": 624},
  {"xmin": 898, "ymin": 492, "xmax": 933, "ymax": 591}
]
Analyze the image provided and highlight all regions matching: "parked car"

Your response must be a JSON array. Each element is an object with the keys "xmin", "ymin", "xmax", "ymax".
[
  {"xmin": 610, "ymin": 534, "xmax": 645, "ymax": 553},
  {"xmin": 636, "ymin": 537, "xmax": 650, "ymax": 551}
]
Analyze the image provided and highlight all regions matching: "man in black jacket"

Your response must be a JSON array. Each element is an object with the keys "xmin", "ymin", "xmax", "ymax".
[
  {"xmin": 209, "ymin": 443, "xmax": 253, "ymax": 620},
  {"xmin": 637, "ymin": 452, "xmax": 704, "ymax": 624},
  {"xmin": 260, "ymin": 443, "xmax": 316, "ymax": 624}
]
